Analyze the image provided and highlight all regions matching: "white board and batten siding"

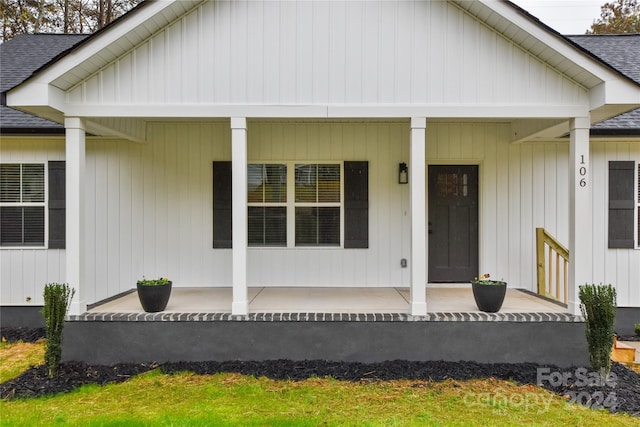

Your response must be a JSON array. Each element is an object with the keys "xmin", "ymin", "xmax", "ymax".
[
  {"xmin": 591, "ymin": 142, "xmax": 640, "ymax": 307},
  {"xmin": 65, "ymin": 0, "xmax": 588, "ymax": 109},
  {"xmin": 2, "ymin": 127, "xmax": 640, "ymax": 306},
  {"xmin": 0, "ymin": 140, "xmax": 67, "ymax": 305}
]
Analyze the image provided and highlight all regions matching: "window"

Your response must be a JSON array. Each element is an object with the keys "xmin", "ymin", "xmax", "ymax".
[
  {"xmin": 295, "ymin": 164, "xmax": 341, "ymax": 246},
  {"xmin": 608, "ymin": 161, "xmax": 637, "ymax": 249},
  {"xmin": 212, "ymin": 161, "xmax": 368, "ymax": 249},
  {"xmin": 248, "ymin": 162, "xmax": 341, "ymax": 247},
  {"xmin": 0, "ymin": 164, "xmax": 45, "ymax": 246},
  {"xmin": 248, "ymin": 164, "xmax": 287, "ymax": 246}
]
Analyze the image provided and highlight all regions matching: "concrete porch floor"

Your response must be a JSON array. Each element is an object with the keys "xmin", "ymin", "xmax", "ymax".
[{"xmin": 89, "ymin": 286, "xmax": 566, "ymax": 314}]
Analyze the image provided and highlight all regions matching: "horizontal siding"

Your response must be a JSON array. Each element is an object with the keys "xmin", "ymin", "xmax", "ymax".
[{"xmin": 66, "ymin": 0, "xmax": 588, "ymax": 107}]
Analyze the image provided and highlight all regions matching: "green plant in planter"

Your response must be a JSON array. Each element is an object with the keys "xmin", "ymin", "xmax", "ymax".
[
  {"xmin": 579, "ymin": 284, "xmax": 616, "ymax": 375},
  {"xmin": 136, "ymin": 276, "xmax": 172, "ymax": 312},
  {"xmin": 635, "ymin": 323, "xmax": 640, "ymax": 337},
  {"xmin": 471, "ymin": 273, "xmax": 506, "ymax": 286},
  {"xmin": 137, "ymin": 277, "xmax": 170, "ymax": 286},
  {"xmin": 42, "ymin": 282, "xmax": 75, "ymax": 378},
  {"xmin": 471, "ymin": 274, "xmax": 507, "ymax": 313}
]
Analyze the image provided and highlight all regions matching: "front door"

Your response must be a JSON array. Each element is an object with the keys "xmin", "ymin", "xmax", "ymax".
[{"xmin": 428, "ymin": 165, "xmax": 479, "ymax": 282}]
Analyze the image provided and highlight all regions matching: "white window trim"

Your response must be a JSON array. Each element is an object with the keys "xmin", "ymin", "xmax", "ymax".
[
  {"xmin": 0, "ymin": 162, "xmax": 49, "ymax": 249},
  {"xmin": 248, "ymin": 161, "xmax": 344, "ymax": 249}
]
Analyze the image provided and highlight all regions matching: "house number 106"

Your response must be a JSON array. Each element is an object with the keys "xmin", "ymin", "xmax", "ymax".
[{"xmin": 579, "ymin": 155, "xmax": 587, "ymax": 187}]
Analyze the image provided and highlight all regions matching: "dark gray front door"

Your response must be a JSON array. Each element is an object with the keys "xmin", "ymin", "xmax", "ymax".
[{"xmin": 428, "ymin": 165, "xmax": 479, "ymax": 282}]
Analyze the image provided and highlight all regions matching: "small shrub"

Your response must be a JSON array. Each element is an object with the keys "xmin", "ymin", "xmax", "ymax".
[
  {"xmin": 579, "ymin": 284, "xmax": 616, "ymax": 375},
  {"xmin": 635, "ymin": 323, "xmax": 640, "ymax": 337},
  {"xmin": 42, "ymin": 283, "xmax": 75, "ymax": 378}
]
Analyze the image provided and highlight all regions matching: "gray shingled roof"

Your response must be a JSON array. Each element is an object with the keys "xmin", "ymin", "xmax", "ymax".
[
  {"xmin": 567, "ymin": 34, "xmax": 640, "ymax": 133},
  {"xmin": 1, "ymin": 34, "xmax": 87, "ymax": 132}
]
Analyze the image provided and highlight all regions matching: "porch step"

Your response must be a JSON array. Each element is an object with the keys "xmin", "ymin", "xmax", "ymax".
[{"xmin": 612, "ymin": 336, "xmax": 637, "ymax": 363}]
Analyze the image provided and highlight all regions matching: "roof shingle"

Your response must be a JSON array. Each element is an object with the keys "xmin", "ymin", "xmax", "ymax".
[
  {"xmin": 1, "ymin": 33, "xmax": 87, "ymax": 131},
  {"xmin": 567, "ymin": 34, "xmax": 640, "ymax": 132}
]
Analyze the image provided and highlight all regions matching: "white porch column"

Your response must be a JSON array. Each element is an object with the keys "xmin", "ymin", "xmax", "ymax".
[
  {"xmin": 410, "ymin": 117, "xmax": 427, "ymax": 316},
  {"xmin": 568, "ymin": 116, "xmax": 592, "ymax": 315},
  {"xmin": 231, "ymin": 117, "xmax": 249, "ymax": 315},
  {"xmin": 65, "ymin": 117, "xmax": 86, "ymax": 315}
]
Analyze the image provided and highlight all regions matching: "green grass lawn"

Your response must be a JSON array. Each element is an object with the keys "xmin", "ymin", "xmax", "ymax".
[{"xmin": 1, "ymin": 341, "xmax": 637, "ymax": 426}]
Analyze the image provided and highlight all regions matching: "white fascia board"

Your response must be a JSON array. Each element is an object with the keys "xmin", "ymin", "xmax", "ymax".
[
  {"xmin": 6, "ymin": 84, "xmax": 66, "ymax": 112},
  {"xmin": 476, "ymin": 0, "xmax": 634, "ymax": 86},
  {"xmin": 61, "ymin": 103, "xmax": 589, "ymax": 119},
  {"xmin": 589, "ymin": 80, "xmax": 640, "ymax": 110}
]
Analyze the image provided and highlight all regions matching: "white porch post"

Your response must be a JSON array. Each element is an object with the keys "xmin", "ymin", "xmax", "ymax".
[
  {"xmin": 65, "ymin": 117, "xmax": 86, "ymax": 315},
  {"xmin": 231, "ymin": 117, "xmax": 249, "ymax": 315},
  {"xmin": 410, "ymin": 117, "xmax": 427, "ymax": 316},
  {"xmin": 568, "ymin": 116, "xmax": 592, "ymax": 315}
]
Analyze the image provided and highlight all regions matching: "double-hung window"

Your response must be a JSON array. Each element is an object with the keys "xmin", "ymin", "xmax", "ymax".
[
  {"xmin": 294, "ymin": 164, "xmax": 341, "ymax": 246},
  {"xmin": 213, "ymin": 160, "xmax": 367, "ymax": 249},
  {"xmin": 248, "ymin": 164, "xmax": 287, "ymax": 246},
  {"xmin": 0, "ymin": 164, "xmax": 45, "ymax": 246},
  {"xmin": 247, "ymin": 162, "xmax": 341, "ymax": 247}
]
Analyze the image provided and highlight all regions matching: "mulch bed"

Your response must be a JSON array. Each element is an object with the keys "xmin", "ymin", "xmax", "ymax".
[
  {"xmin": 2, "ymin": 328, "xmax": 639, "ymax": 417},
  {"xmin": 618, "ymin": 335, "xmax": 640, "ymax": 342},
  {"xmin": 1, "ymin": 327, "xmax": 46, "ymax": 343}
]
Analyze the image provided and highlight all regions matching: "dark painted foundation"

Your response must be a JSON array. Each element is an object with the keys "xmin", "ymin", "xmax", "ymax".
[
  {"xmin": 616, "ymin": 307, "xmax": 640, "ymax": 336},
  {"xmin": 62, "ymin": 318, "xmax": 589, "ymax": 368},
  {"xmin": 0, "ymin": 306, "xmax": 45, "ymax": 328}
]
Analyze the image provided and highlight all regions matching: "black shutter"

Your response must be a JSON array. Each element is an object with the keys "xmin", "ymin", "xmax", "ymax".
[
  {"xmin": 48, "ymin": 161, "xmax": 65, "ymax": 249},
  {"xmin": 608, "ymin": 161, "xmax": 635, "ymax": 248},
  {"xmin": 344, "ymin": 161, "xmax": 368, "ymax": 248},
  {"xmin": 213, "ymin": 161, "xmax": 232, "ymax": 248}
]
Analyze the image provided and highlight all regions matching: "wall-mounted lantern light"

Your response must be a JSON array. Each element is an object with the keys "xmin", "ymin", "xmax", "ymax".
[{"xmin": 399, "ymin": 162, "xmax": 408, "ymax": 184}]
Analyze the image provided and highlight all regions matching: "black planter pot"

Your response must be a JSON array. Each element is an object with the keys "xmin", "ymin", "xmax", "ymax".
[
  {"xmin": 137, "ymin": 281, "xmax": 172, "ymax": 312},
  {"xmin": 472, "ymin": 281, "xmax": 507, "ymax": 313}
]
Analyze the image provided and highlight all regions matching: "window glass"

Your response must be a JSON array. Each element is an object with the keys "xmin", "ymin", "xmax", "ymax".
[
  {"xmin": 295, "ymin": 164, "xmax": 340, "ymax": 203},
  {"xmin": 248, "ymin": 164, "xmax": 287, "ymax": 246},
  {"xmin": 248, "ymin": 207, "xmax": 287, "ymax": 247},
  {"xmin": 0, "ymin": 164, "xmax": 20, "ymax": 203},
  {"xmin": 22, "ymin": 164, "xmax": 45, "ymax": 202},
  {"xmin": 295, "ymin": 164, "xmax": 317, "ymax": 202},
  {"xmin": 248, "ymin": 162, "xmax": 341, "ymax": 248},
  {"xmin": 248, "ymin": 164, "xmax": 286, "ymax": 203},
  {"xmin": 0, "ymin": 164, "xmax": 45, "ymax": 246},
  {"xmin": 295, "ymin": 207, "xmax": 340, "ymax": 246}
]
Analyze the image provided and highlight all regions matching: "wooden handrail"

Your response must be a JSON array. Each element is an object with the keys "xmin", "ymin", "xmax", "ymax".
[{"xmin": 536, "ymin": 228, "xmax": 569, "ymax": 304}]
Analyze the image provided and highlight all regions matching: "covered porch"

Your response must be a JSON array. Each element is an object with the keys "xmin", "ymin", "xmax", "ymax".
[{"xmin": 86, "ymin": 286, "xmax": 566, "ymax": 315}]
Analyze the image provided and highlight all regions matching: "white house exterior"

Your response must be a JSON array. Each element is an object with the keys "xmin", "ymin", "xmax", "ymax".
[{"xmin": 2, "ymin": 0, "xmax": 640, "ymax": 318}]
